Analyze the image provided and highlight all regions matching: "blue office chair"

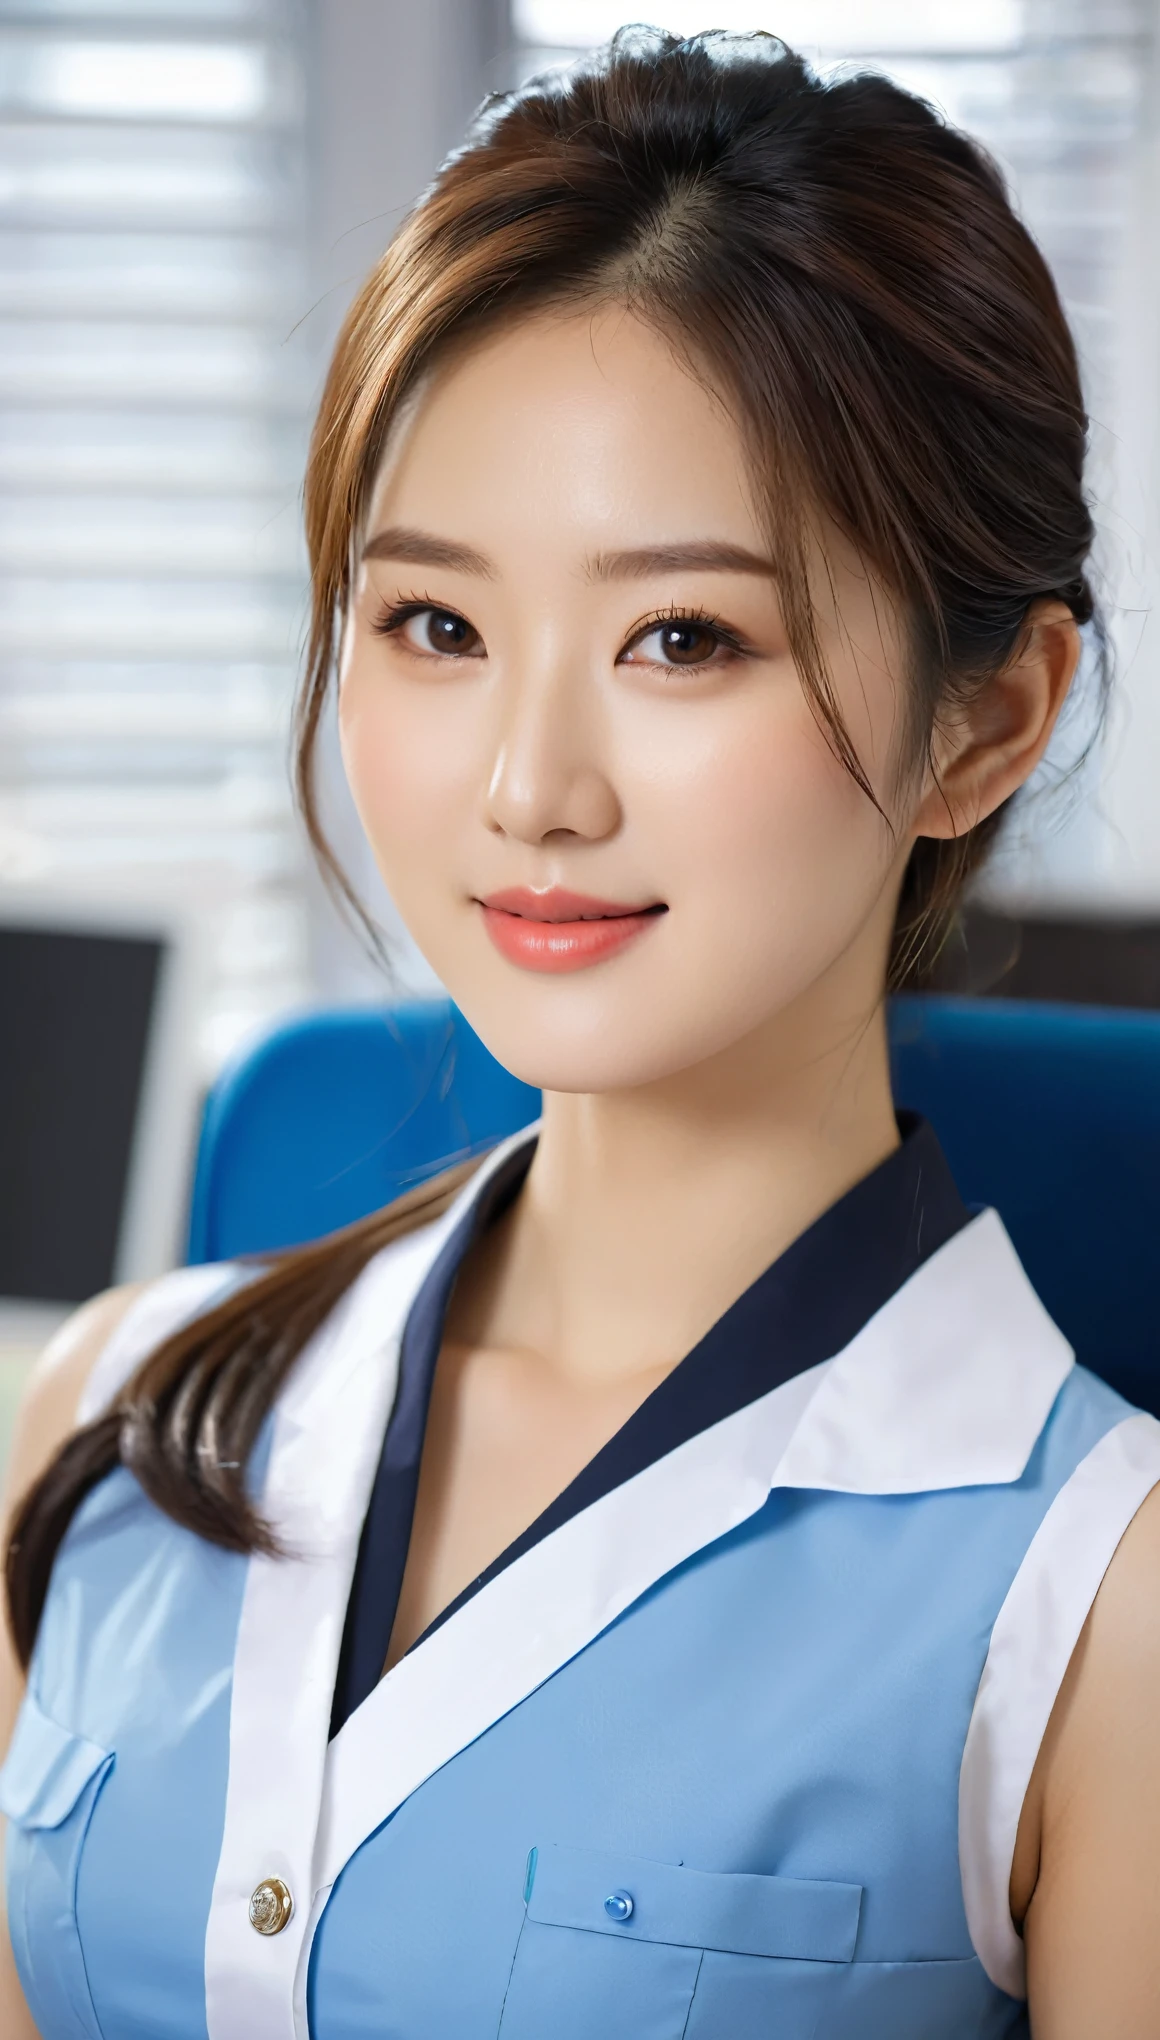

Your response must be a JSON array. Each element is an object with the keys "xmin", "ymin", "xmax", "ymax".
[
  {"xmin": 888, "ymin": 997, "xmax": 1160, "ymax": 1416},
  {"xmin": 188, "ymin": 994, "xmax": 1160, "ymax": 1416},
  {"xmin": 187, "ymin": 1001, "xmax": 539, "ymax": 1263}
]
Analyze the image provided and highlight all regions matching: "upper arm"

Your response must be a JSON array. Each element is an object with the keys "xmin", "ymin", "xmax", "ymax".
[
  {"xmin": 0, "ymin": 1284, "xmax": 144, "ymax": 1762},
  {"xmin": 1022, "ymin": 1476, "xmax": 1160, "ymax": 2038}
]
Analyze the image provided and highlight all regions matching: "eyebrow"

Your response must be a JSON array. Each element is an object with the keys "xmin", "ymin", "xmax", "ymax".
[
  {"xmin": 587, "ymin": 541, "xmax": 779, "ymax": 581},
  {"xmin": 360, "ymin": 527, "xmax": 779, "ymax": 583},
  {"xmin": 361, "ymin": 526, "xmax": 497, "ymax": 577}
]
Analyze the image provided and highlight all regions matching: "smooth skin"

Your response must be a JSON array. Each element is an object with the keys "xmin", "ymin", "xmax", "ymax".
[{"xmin": 3, "ymin": 306, "xmax": 1157, "ymax": 2036}]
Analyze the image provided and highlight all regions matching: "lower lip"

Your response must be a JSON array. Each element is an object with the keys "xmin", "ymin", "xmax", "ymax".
[{"xmin": 479, "ymin": 905, "xmax": 663, "ymax": 973}]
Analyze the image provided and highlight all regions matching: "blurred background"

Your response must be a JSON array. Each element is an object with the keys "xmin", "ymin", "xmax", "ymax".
[{"xmin": 1, "ymin": 0, "xmax": 1159, "ymax": 1465}]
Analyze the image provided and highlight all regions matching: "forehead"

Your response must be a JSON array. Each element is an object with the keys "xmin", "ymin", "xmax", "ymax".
[{"xmin": 365, "ymin": 306, "xmax": 761, "ymax": 549}]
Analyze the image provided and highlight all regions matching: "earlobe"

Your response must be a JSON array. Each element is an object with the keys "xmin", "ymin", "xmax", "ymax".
[{"xmin": 912, "ymin": 602, "xmax": 1081, "ymax": 844}]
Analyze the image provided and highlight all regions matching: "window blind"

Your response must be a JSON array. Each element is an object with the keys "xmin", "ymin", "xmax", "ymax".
[{"xmin": 0, "ymin": 0, "xmax": 311, "ymax": 1071}]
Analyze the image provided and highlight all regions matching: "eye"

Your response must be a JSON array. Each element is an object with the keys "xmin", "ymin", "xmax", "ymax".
[
  {"xmin": 620, "ymin": 615, "xmax": 741, "ymax": 670},
  {"xmin": 376, "ymin": 602, "xmax": 485, "ymax": 659}
]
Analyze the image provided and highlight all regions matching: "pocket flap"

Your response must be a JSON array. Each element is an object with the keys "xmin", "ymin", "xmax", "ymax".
[
  {"xmin": 0, "ymin": 1690, "xmax": 112, "ymax": 1830},
  {"xmin": 526, "ymin": 1845, "xmax": 861, "ymax": 1964}
]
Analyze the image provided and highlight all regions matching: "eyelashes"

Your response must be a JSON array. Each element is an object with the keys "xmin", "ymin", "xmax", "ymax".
[
  {"xmin": 371, "ymin": 597, "xmax": 432, "ymax": 636},
  {"xmin": 620, "ymin": 603, "xmax": 750, "ymax": 665},
  {"xmin": 368, "ymin": 593, "xmax": 754, "ymax": 669},
  {"xmin": 370, "ymin": 596, "xmax": 456, "ymax": 639},
  {"xmin": 371, "ymin": 597, "xmax": 485, "ymax": 659}
]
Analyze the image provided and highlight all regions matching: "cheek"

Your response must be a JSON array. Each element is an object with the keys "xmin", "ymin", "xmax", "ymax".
[
  {"xmin": 610, "ymin": 703, "xmax": 897, "ymax": 1074},
  {"xmin": 338, "ymin": 654, "xmax": 477, "ymax": 886},
  {"xmin": 633, "ymin": 688, "xmax": 887, "ymax": 932}
]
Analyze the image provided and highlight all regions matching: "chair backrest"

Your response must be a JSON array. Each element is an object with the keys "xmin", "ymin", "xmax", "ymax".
[
  {"xmin": 187, "ymin": 1000, "xmax": 539, "ymax": 1264},
  {"xmin": 188, "ymin": 993, "xmax": 1160, "ymax": 1415},
  {"xmin": 889, "ymin": 995, "xmax": 1160, "ymax": 1415}
]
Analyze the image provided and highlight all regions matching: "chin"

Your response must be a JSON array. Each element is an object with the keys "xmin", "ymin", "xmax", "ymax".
[
  {"xmin": 404, "ymin": 911, "xmax": 831, "ymax": 1097},
  {"xmin": 446, "ymin": 977, "xmax": 780, "ymax": 1098},
  {"xmin": 475, "ymin": 1037, "xmax": 672, "ymax": 1097}
]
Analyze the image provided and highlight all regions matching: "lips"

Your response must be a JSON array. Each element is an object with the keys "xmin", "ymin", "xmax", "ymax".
[{"xmin": 477, "ymin": 887, "xmax": 666, "ymax": 974}]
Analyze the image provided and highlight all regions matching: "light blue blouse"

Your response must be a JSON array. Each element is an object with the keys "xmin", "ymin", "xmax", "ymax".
[{"xmin": 4, "ymin": 1128, "xmax": 1159, "ymax": 2040}]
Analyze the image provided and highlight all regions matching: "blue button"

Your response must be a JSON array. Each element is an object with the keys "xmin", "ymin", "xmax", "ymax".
[{"xmin": 603, "ymin": 1889, "xmax": 634, "ymax": 1922}]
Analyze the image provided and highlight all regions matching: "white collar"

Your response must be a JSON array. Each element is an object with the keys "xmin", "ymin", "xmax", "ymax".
[
  {"xmin": 286, "ymin": 1122, "xmax": 1072, "ymax": 1493},
  {"xmin": 774, "ymin": 1203, "xmax": 1072, "ymax": 1494},
  {"xmin": 314, "ymin": 1197, "xmax": 1070, "ymax": 1890},
  {"xmin": 278, "ymin": 1126, "xmax": 535, "ymax": 1446},
  {"xmin": 200, "ymin": 1127, "xmax": 1073, "ymax": 2040}
]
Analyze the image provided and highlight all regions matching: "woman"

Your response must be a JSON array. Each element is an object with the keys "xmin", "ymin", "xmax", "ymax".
[{"xmin": 2, "ymin": 29, "xmax": 1158, "ymax": 2040}]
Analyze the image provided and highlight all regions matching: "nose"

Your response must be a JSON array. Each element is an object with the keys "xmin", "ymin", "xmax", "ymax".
[{"xmin": 484, "ymin": 661, "xmax": 621, "ymax": 847}]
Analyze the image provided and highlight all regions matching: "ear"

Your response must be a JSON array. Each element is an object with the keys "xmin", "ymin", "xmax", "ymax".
[{"xmin": 912, "ymin": 599, "xmax": 1082, "ymax": 842}]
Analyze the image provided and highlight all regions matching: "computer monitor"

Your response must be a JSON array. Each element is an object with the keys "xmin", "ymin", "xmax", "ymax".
[{"xmin": 0, "ymin": 890, "xmax": 202, "ymax": 1306}]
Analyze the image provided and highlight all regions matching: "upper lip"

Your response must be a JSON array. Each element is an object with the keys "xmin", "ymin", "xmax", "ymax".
[{"xmin": 479, "ymin": 887, "xmax": 666, "ymax": 923}]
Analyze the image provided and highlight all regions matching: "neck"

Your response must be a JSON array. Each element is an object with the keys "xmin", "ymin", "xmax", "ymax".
[{"xmin": 452, "ymin": 974, "xmax": 900, "ymax": 1390}]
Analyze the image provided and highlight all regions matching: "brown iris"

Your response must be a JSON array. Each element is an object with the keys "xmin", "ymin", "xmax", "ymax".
[
  {"xmin": 654, "ymin": 621, "xmax": 719, "ymax": 665},
  {"xmin": 423, "ymin": 609, "xmax": 480, "ymax": 654}
]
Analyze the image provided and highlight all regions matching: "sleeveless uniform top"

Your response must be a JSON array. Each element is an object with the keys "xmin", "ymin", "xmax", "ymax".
[
  {"xmin": 4, "ymin": 1122, "xmax": 1160, "ymax": 2040},
  {"xmin": 331, "ymin": 1113, "xmax": 971, "ymax": 1730}
]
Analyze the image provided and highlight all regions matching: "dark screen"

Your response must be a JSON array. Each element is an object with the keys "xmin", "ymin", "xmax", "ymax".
[{"xmin": 0, "ymin": 925, "xmax": 163, "ymax": 1303}]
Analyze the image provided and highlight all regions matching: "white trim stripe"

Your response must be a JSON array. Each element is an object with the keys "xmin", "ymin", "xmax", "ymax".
[
  {"xmin": 958, "ymin": 1411, "xmax": 1160, "ymax": 1998},
  {"xmin": 294, "ymin": 1211, "xmax": 1073, "ymax": 2017},
  {"xmin": 203, "ymin": 1128, "xmax": 536, "ymax": 2040},
  {"xmin": 180, "ymin": 1151, "xmax": 1084, "ymax": 2040},
  {"xmin": 314, "ymin": 1360, "xmax": 829, "ymax": 1890},
  {"xmin": 293, "ymin": 1358, "xmax": 833, "ymax": 2029}
]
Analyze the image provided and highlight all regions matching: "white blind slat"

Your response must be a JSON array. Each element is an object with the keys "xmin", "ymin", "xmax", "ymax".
[{"xmin": 0, "ymin": 0, "xmax": 311, "ymax": 1068}]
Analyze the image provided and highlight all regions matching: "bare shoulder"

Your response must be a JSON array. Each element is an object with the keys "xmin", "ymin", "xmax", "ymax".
[
  {"xmin": 1, "ymin": 1284, "xmax": 147, "ymax": 1521},
  {"xmin": 1032, "ymin": 1471, "xmax": 1160, "ymax": 1813},
  {"xmin": 1051, "ymin": 1472, "xmax": 1160, "ymax": 1752},
  {"xmin": 1085, "ymin": 1465, "xmax": 1160, "ymax": 1632},
  {"xmin": 1021, "ymin": 1474, "xmax": 1160, "ymax": 2037}
]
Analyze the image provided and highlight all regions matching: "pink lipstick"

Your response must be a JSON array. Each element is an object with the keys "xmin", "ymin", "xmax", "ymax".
[{"xmin": 478, "ymin": 887, "xmax": 666, "ymax": 974}]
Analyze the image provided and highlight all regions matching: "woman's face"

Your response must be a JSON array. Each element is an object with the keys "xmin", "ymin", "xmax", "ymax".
[{"xmin": 339, "ymin": 307, "xmax": 917, "ymax": 1093}]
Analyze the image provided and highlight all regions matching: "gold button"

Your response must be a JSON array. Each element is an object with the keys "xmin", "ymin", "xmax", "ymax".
[{"xmin": 249, "ymin": 1877, "xmax": 293, "ymax": 1936}]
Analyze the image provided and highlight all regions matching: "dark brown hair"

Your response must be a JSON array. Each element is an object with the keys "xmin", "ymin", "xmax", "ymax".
[{"xmin": 7, "ymin": 29, "xmax": 1100, "ymax": 1664}]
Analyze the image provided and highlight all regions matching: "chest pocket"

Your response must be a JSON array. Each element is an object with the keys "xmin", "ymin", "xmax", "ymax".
[
  {"xmin": 0, "ymin": 1689, "xmax": 113, "ymax": 2040},
  {"xmin": 499, "ymin": 1843, "xmax": 862, "ymax": 2040}
]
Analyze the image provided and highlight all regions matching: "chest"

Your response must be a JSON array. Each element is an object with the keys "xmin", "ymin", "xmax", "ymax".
[
  {"xmin": 391, "ymin": 1335, "xmax": 673, "ymax": 1662},
  {"xmin": 7, "ymin": 1477, "xmax": 1035, "ymax": 2040}
]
